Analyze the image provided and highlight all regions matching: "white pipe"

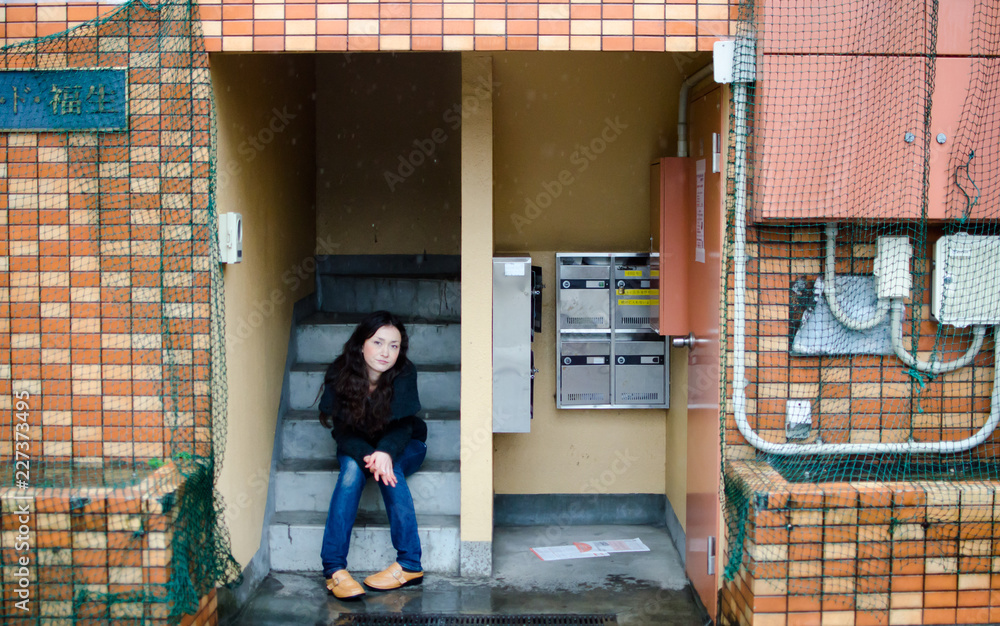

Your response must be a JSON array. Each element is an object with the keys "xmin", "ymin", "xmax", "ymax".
[
  {"xmin": 889, "ymin": 301, "xmax": 987, "ymax": 374},
  {"xmin": 731, "ymin": 338, "xmax": 999, "ymax": 455},
  {"xmin": 678, "ymin": 63, "xmax": 716, "ymax": 158},
  {"xmin": 729, "ymin": 87, "xmax": 1000, "ymax": 456},
  {"xmin": 732, "ymin": 81, "xmax": 750, "ymax": 438},
  {"xmin": 824, "ymin": 223, "xmax": 890, "ymax": 331}
]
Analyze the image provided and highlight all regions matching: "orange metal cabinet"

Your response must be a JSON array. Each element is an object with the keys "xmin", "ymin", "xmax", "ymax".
[
  {"xmin": 753, "ymin": 55, "xmax": 983, "ymax": 222},
  {"xmin": 753, "ymin": 55, "xmax": 928, "ymax": 221},
  {"xmin": 934, "ymin": 57, "xmax": 1000, "ymax": 221},
  {"xmin": 757, "ymin": 0, "xmax": 973, "ymax": 56},
  {"xmin": 753, "ymin": 0, "xmax": 984, "ymax": 222},
  {"xmin": 937, "ymin": 0, "xmax": 976, "ymax": 55},
  {"xmin": 929, "ymin": 57, "xmax": 974, "ymax": 221},
  {"xmin": 650, "ymin": 157, "xmax": 692, "ymax": 336},
  {"xmin": 758, "ymin": 0, "xmax": 933, "ymax": 55}
]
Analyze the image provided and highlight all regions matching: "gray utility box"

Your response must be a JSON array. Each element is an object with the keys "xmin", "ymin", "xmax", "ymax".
[
  {"xmin": 493, "ymin": 257, "xmax": 533, "ymax": 433},
  {"xmin": 556, "ymin": 253, "xmax": 669, "ymax": 410}
]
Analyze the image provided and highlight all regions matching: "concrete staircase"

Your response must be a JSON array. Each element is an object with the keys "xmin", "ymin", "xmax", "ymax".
[{"xmin": 268, "ymin": 260, "xmax": 461, "ymax": 573}]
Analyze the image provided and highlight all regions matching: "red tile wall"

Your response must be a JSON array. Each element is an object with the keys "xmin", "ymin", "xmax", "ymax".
[
  {"xmin": 2, "ymin": 0, "xmax": 737, "ymax": 52},
  {"xmin": 0, "ymin": 0, "xmax": 214, "ymax": 464},
  {"xmin": 725, "ymin": 226, "xmax": 1000, "ymax": 461},
  {"xmin": 721, "ymin": 462, "xmax": 1000, "ymax": 626}
]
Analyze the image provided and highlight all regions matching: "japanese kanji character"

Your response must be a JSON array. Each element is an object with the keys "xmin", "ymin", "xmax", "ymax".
[
  {"xmin": 86, "ymin": 84, "xmax": 117, "ymax": 114},
  {"xmin": 50, "ymin": 84, "xmax": 83, "ymax": 115}
]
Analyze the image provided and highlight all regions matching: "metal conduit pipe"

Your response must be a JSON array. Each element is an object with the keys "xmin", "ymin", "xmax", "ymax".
[
  {"xmin": 824, "ymin": 222, "xmax": 890, "ymax": 331},
  {"xmin": 732, "ymin": 81, "xmax": 751, "ymax": 452},
  {"xmin": 889, "ymin": 300, "xmax": 987, "ymax": 375},
  {"xmin": 677, "ymin": 63, "xmax": 716, "ymax": 158},
  {"xmin": 732, "ymin": 338, "xmax": 1000, "ymax": 455},
  {"xmin": 729, "ymin": 82, "xmax": 1000, "ymax": 456}
]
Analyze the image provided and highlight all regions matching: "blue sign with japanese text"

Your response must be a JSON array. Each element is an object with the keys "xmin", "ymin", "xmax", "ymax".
[{"xmin": 0, "ymin": 69, "xmax": 128, "ymax": 131}]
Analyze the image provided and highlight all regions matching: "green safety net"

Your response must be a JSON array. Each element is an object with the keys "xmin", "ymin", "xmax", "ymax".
[
  {"xmin": 721, "ymin": 0, "xmax": 1000, "ymax": 612},
  {"xmin": 0, "ymin": 1, "xmax": 239, "ymax": 623}
]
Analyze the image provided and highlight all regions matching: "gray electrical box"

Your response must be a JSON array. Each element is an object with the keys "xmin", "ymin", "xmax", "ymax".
[
  {"xmin": 493, "ymin": 257, "xmax": 533, "ymax": 432},
  {"xmin": 556, "ymin": 253, "xmax": 669, "ymax": 409}
]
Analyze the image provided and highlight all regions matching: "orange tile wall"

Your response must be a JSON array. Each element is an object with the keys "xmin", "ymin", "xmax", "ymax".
[
  {"xmin": 1, "ymin": 0, "xmax": 737, "ymax": 53},
  {"xmin": 719, "ymin": 225, "xmax": 1000, "ymax": 625},
  {"xmin": 725, "ymin": 226, "xmax": 1000, "ymax": 461},
  {"xmin": 1, "ymin": 465, "xmax": 218, "ymax": 623},
  {"xmin": 720, "ymin": 462, "xmax": 1000, "ymax": 626},
  {"xmin": 0, "ymin": 0, "xmax": 215, "ymax": 465}
]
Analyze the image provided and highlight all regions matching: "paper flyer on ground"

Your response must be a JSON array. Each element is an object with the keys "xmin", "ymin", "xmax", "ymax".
[
  {"xmin": 574, "ymin": 538, "xmax": 650, "ymax": 554},
  {"xmin": 530, "ymin": 545, "xmax": 609, "ymax": 561},
  {"xmin": 531, "ymin": 538, "xmax": 650, "ymax": 561}
]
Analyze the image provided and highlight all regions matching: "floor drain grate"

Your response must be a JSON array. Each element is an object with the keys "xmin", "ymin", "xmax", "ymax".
[{"xmin": 334, "ymin": 615, "xmax": 618, "ymax": 626}]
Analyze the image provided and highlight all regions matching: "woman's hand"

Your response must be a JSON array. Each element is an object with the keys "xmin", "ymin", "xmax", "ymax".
[{"xmin": 364, "ymin": 451, "xmax": 397, "ymax": 487}]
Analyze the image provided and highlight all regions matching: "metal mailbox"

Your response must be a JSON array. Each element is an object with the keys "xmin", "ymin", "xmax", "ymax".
[
  {"xmin": 613, "ymin": 340, "xmax": 667, "ymax": 405},
  {"xmin": 556, "ymin": 253, "xmax": 669, "ymax": 409},
  {"xmin": 559, "ymin": 341, "xmax": 611, "ymax": 406},
  {"xmin": 557, "ymin": 263, "xmax": 611, "ymax": 330},
  {"xmin": 614, "ymin": 258, "xmax": 658, "ymax": 330}
]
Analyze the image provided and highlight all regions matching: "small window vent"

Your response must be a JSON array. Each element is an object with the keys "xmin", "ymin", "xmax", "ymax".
[
  {"xmin": 565, "ymin": 316, "xmax": 607, "ymax": 326},
  {"xmin": 620, "ymin": 316, "xmax": 651, "ymax": 326},
  {"xmin": 622, "ymin": 392, "xmax": 660, "ymax": 401},
  {"xmin": 566, "ymin": 393, "xmax": 607, "ymax": 402}
]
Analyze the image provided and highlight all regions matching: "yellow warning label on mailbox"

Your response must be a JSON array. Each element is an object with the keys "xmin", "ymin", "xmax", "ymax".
[
  {"xmin": 622, "ymin": 289, "xmax": 659, "ymax": 296},
  {"xmin": 618, "ymin": 299, "xmax": 660, "ymax": 306},
  {"xmin": 622, "ymin": 271, "xmax": 644, "ymax": 277}
]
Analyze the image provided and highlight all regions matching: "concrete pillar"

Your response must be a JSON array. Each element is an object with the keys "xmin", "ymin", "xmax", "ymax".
[{"xmin": 459, "ymin": 53, "xmax": 494, "ymax": 577}]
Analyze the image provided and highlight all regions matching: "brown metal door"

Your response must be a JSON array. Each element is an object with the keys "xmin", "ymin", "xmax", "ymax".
[{"xmin": 684, "ymin": 83, "xmax": 724, "ymax": 620}]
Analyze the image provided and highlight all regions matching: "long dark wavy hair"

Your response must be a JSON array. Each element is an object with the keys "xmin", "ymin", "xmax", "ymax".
[{"xmin": 319, "ymin": 311, "xmax": 410, "ymax": 434}]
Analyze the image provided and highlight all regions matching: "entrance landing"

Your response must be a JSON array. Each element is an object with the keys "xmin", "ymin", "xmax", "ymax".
[{"xmin": 229, "ymin": 525, "xmax": 709, "ymax": 626}]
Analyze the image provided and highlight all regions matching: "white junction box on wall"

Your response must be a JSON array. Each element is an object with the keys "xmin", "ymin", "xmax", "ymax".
[
  {"xmin": 932, "ymin": 234, "xmax": 1000, "ymax": 326},
  {"xmin": 874, "ymin": 236, "xmax": 913, "ymax": 300},
  {"xmin": 785, "ymin": 400, "xmax": 812, "ymax": 440},
  {"xmin": 218, "ymin": 212, "xmax": 243, "ymax": 264}
]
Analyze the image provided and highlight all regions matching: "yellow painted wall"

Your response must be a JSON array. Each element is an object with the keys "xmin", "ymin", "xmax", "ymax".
[
  {"xmin": 492, "ymin": 252, "xmax": 668, "ymax": 494},
  {"xmin": 493, "ymin": 51, "xmax": 708, "ymax": 252},
  {"xmin": 460, "ymin": 54, "xmax": 495, "ymax": 543},
  {"xmin": 211, "ymin": 53, "xmax": 317, "ymax": 566},
  {"xmin": 315, "ymin": 53, "xmax": 462, "ymax": 255},
  {"xmin": 666, "ymin": 347, "xmax": 688, "ymax": 529},
  {"xmin": 492, "ymin": 51, "xmax": 708, "ymax": 494}
]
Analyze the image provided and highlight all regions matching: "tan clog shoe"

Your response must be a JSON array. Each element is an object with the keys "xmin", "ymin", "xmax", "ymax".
[
  {"xmin": 326, "ymin": 569, "xmax": 366, "ymax": 600},
  {"xmin": 363, "ymin": 562, "xmax": 424, "ymax": 591}
]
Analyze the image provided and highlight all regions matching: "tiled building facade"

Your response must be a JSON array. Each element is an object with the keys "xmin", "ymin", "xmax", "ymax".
[
  {"xmin": 1, "ymin": 0, "xmax": 224, "ymax": 622},
  {"xmin": 4, "ymin": 0, "xmax": 1000, "ymax": 625},
  {"xmin": 1, "ymin": 0, "xmax": 735, "ymax": 53}
]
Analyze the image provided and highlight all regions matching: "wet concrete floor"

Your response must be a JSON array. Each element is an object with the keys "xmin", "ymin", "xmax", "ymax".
[{"xmin": 229, "ymin": 525, "xmax": 711, "ymax": 625}]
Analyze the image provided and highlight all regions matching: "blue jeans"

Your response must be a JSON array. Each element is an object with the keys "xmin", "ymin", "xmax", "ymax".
[{"xmin": 320, "ymin": 439, "xmax": 427, "ymax": 576}]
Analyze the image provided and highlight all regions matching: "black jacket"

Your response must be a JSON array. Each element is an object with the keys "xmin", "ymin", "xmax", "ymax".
[{"xmin": 318, "ymin": 360, "xmax": 426, "ymax": 468}]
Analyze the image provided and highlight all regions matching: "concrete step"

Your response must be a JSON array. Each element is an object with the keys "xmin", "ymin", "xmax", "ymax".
[
  {"xmin": 316, "ymin": 254, "xmax": 461, "ymax": 278},
  {"xmin": 296, "ymin": 314, "xmax": 460, "ymax": 366},
  {"xmin": 289, "ymin": 364, "xmax": 459, "ymax": 412},
  {"xmin": 268, "ymin": 511, "xmax": 460, "ymax": 573},
  {"xmin": 319, "ymin": 275, "xmax": 460, "ymax": 321},
  {"xmin": 282, "ymin": 409, "xmax": 460, "ymax": 462},
  {"xmin": 274, "ymin": 459, "xmax": 461, "ymax": 516}
]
